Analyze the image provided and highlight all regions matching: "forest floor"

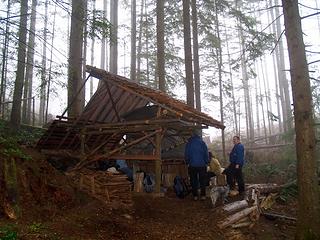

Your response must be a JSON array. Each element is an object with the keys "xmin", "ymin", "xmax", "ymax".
[{"xmin": 0, "ymin": 147, "xmax": 297, "ymax": 240}]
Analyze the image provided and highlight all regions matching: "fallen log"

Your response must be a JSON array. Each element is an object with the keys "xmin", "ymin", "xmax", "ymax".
[
  {"xmin": 218, "ymin": 206, "xmax": 258, "ymax": 229},
  {"xmin": 222, "ymin": 200, "xmax": 248, "ymax": 213},
  {"xmin": 249, "ymin": 207, "xmax": 260, "ymax": 222},
  {"xmin": 247, "ymin": 183, "xmax": 280, "ymax": 194},
  {"xmin": 262, "ymin": 212, "xmax": 297, "ymax": 221}
]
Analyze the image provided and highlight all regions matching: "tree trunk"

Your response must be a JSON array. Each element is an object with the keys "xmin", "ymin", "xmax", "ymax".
[
  {"xmin": 109, "ymin": 0, "xmax": 118, "ymax": 74},
  {"xmin": 182, "ymin": 0, "xmax": 194, "ymax": 107},
  {"xmin": 68, "ymin": 0, "xmax": 86, "ymax": 118},
  {"xmin": 282, "ymin": 1, "xmax": 320, "ymax": 238},
  {"xmin": 130, "ymin": 0, "xmax": 137, "ymax": 82},
  {"xmin": 81, "ymin": 0, "xmax": 88, "ymax": 110},
  {"xmin": 90, "ymin": 0, "xmax": 96, "ymax": 97},
  {"xmin": 0, "ymin": 0, "xmax": 11, "ymax": 118},
  {"xmin": 101, "ymin": 0, "xmax": 107, "ymax": 70},
  {"xmin": 39, "ymin": 0, "xmax": 48, "ymax": 125},
  {"xmin": 145, "ymin": 3, "xmax": 150, "ymax": 84},
  {"xmin": 275, "ymin": 0, "xmax": 292, "ymax": 133},
  {"xmin": 254, "ymin": 64, "xmax": 260, "ymax": 137},
  {"xmin": 0, "ymin": 157, "xmax": 6, "ymax": 215},
  {"xmin": 46, "ymin": 5, "xmax": 57, "ymax": 124},
  {"xmin": 10, "ymin": 0, "xmax": 28, "ymax": 128},
  {"xmin": 261, "ymin": 57, "xmax": 273, "ymax": 135},
  {"xmin": 240, "ymin": 34, "xmax": 254, "ymax": 141},
  {"xmin": 191, "ymin": 0, "xmax": 200, "ymax": 111},
  {"xmin": 22, "ymin": 0, "xmax": 37, "ymax": 125},
  {"xmin": 136, "ymin": 0, "xmax": 145, "ymax": 83},
  {"xmin": 236, "ymin": 0, "xmax": 254, "ymax": 142},
  {"xmin": 224, "ymin": 25, "xmax": 238, "ymax": 134},
  {"xmin": 268, "ymin": 0, "xmax": 282, "ymax": 132},
  {"xmin": 214, "ymin": 0, "xmax": 225, "ymax": 161},
  {"xmin": 157, "ymin": 0, "xmax": 165, "ymax": 91},
  {"xmin": 258, "ymin": 63, "xmax": 268, "ymax": 144}
]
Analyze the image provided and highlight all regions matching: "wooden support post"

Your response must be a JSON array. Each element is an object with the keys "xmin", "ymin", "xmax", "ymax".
[
  {"xmin": 105, "ymin": 187, "xmax": 110, "ymax": 202},
  {"xmin": 79, "ymin": 175, "xmax": 84, "ymax": 190},
  {"xmin": 155, "ymin": 130, "xmax": 162, "ymax": 193},
  {"xmin": 90, "ymin": 176, "xmax": 95, "ymax": 194},
  {"xmin": 80, "ymin": 129, "xmax": 85, "ymax": 155},
  {"xmin": 32, "ymin": 96, "xmax": 35, "ymax": 126}
]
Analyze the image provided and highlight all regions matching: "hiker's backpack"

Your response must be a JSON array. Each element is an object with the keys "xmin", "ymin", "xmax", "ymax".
[
  {"xmin": 143, "ymin": 173, "xmax": 155, "ymax": 193},
  {"xmin": 173, "ymin": 176, "xmax": 190, "ymax": 199}
]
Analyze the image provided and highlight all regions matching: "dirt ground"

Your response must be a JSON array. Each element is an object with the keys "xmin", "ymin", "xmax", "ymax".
[
  {"xmin": 0, "ymin": 191, "xmax": 297, "ymax": 240},
  {"xmin": 0, "ymin": 148, "xmax": 297, "ymax": 240}
]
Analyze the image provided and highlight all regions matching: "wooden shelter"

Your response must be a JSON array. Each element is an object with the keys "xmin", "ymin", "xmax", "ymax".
[{"xmin": 37, "ymin": 66, "xmax": 224, "ymax": 192}]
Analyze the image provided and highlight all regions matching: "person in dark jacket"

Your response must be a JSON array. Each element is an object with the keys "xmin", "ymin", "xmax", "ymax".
[
  {"xmin": 185, "ymin": 131, "xmax": 209, "ymax": 200},
  {"xmin": 224, "ymin": 136, "xmax": 245, "ymax": 195}
]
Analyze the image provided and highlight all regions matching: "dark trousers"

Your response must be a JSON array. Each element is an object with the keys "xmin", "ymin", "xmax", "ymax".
[
  {"xmin": 188, "ymin": 166, "xmax": 207, "ymax": 197},
  {"xmin": 225, "ymin": 164, "xmax": 245, "ymax": 193}
]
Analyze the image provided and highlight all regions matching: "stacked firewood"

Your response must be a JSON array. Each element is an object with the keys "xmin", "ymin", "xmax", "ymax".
[
  {"xmin": 212, "ymin": 182, "xmax": 296, "ymax": 239},
  {"xmin": 68, "ymin": 169, "xmax": 133, "ymax": 209},
  {"xmin": 218, "ymin": 188, "xmax": 260, "ymax": 230},
  {"xmin": 218, "ymin": 183, "xmax": 286, "ymax": 230}
]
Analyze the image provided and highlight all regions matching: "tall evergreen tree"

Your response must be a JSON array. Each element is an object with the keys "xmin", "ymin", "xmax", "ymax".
[
  {"xmin": 39, "ymin": 0, "xmax": 49, "ymax": 125},
  {"xmin": 191, "ymin": 0, "xmax": 200, "ymax": 111},
  {"xmin": 0, "ymin": 0, "xmax": 11, "ymax": 118},
  {"xmin": 22, "ymin": 0, "xmax": 37, "ymax": 125},
  {"xmin": 90, "ymin": 0, "xmax": 96, "ymax": 97},
  {"xmin": 282, "ymin": 1, "xmax": 320, "ymax": 238},
  {"xmin": 101, "ymin": 0, "xmax": 108, "ymax": 70},
  {"xmin": 109, "ymin": 0, "xmax": 118, "ymax": 74},
  {"xmin": 182, "ymin": 0, "xmax": 194, "ymax": 107},
  {"xmin": 157, "ymin": 0, "xmax": 165, "ymax": 91},
  {"xmin": 68, "ymin": 0, "xmax": 86, "ymax": 118},
  {"xmin": 136, "ymin": 0, "xmax": 145, "ymax": 83},
  {"xmin": 10, "ymin": 0, "xmax": 28, "ymax": 127},
  {"xmin": 275, "ymin": 0, "xmax": 292, "ymax": 133},
  {"xmin": 131, "ymin": 0, "xmax": 137, "ymax": 82}
]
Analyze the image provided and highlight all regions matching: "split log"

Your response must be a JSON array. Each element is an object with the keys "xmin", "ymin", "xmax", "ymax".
[
  {"xmin": 247, "ymin": 188, "xmax": 259, "ymax": 206},
  {"xmin": 260, "ymin": 193, "xmax": 277, "ymax": 210},
  {"xmin": 218, "ymin": 206, "xmax": 258, "ymax": 229},
  {"xmin": 231, "ymin": 221, "xmax": 253, "ymax": 229},
  {"xmin": 224, "ymin": 229, "xmax": 246, "ymax": 240},
  {"xmin": 223, "ymin": 200, "xmax": 248, "ymax": 213},
  {"xmin": 162, "ymin": 173, "xmax": 175, "ymax": 187}
]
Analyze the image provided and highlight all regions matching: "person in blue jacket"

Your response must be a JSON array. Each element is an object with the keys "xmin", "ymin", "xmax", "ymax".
[
  {"xmin": 185, "ymin": 131, "xmax": 209, "ymax": 201},
  {"xmin": 225, "ymin": 136, "xmax": 245, "ymax": 195},
  {"xmin": 116, "ymin": 159, "xmax": 133, "ymax": 181}
]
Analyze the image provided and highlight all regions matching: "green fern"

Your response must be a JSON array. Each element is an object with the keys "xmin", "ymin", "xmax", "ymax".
[{"xmin": 0, "ymin": 226, "xmax": 18, "ymax": 240}]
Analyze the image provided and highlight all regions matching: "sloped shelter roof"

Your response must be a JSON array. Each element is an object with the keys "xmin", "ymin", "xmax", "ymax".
[
  {"xmin": 82, "ymin": 66, "xmax": 223, "ymax": 128},
  {"xmin": 37, "ymin": 66, "xmax": 224, "ymax": 170}
]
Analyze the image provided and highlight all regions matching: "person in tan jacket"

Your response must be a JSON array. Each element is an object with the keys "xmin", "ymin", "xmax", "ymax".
[
  {"xmin": 206, "ymin": 152, "xmax": 224, "ymax": 186},
  {"xmin": 208, "ymin": 153, "xmax": 224, "ymax": 176}
]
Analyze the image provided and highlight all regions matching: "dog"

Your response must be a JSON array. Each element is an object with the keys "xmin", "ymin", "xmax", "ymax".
[{"xmin": 209, "ymin": 185, "xmax": 229, "ymax": 207}]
